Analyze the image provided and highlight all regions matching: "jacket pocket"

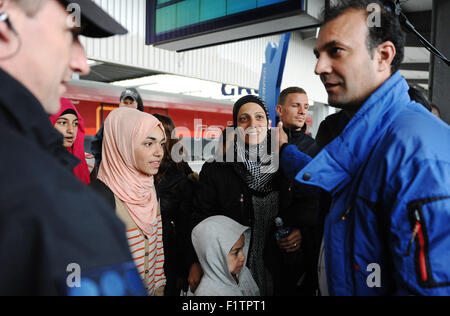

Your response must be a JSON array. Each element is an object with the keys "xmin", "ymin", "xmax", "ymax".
[{"xmin": 406, "ymin": 197, "xmax": 450, "ymax": 288}]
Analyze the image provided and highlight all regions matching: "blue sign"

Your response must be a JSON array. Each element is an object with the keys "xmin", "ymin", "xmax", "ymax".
[
  {"xmin": 221, "ymin": 84, "xmax": 258, "ymax": 97},
  {"xmin": 258, "ymin": 33, "xmax": 291, "ymax": 126}
]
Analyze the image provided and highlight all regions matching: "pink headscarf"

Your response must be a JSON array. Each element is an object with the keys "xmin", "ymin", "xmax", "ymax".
[
  {"xmin": 49, "ymin": 98, "xmax": 91, "ymax": 185},
  {"xmin": 97, "ymin": 107, "xmax": 165, "ymax": 237}
]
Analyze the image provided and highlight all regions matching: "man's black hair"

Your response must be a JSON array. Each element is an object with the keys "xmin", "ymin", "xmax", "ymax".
[
  {"xmin": 322, "ymin": 0, "xmax": 406, "ymax": 74},
  {"xmin": 408, "ymin": 86, "xmax": 432, "ymax": 112}
]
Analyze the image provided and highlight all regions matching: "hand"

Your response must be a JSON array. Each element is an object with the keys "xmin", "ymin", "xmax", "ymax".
[
  {"xmin": 188, "ymin": 263, "xmax": 203, "ymax": 293},
  {"xmin": 277, "ymin": 228, "xmax": 302, "ymax": 253},
  {"xmin": 216, "ymin": 127, "xmax": 236, "ymax": 158},
  {"xmin": 224, "ymin": 128, "xmax": 236, "ymax": 154},
  {"xmin": 278, "ymin": 122, "xmax": 288, "ymax": 150}
]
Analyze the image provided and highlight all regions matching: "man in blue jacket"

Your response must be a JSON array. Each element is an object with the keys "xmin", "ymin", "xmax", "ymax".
[
  {"xmin": 279, "ymin": 0, "xmax": 450, "ymax": 295},
  {"xmin": 0, "ymin": 0, "xmax": 142, "ymax": 295}
]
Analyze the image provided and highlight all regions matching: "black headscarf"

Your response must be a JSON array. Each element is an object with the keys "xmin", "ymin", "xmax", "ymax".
[
  {"xmin": 60, "ymin": 108, "xmax": 78, "ymax": 118},
  {"xmin": 231, "ymin": 95, "xmax": 277, "ymax": 193},
  {"xmin": 232, "ymin": 95, "xmax": 269, "ymax": 128}
]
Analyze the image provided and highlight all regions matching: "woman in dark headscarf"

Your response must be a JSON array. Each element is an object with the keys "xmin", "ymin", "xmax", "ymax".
[
  {"xmin": 189, "ymin": 95, "xmax": 281, "ymax": 296},
  {"xmin": 50, "ymin": 98, "xmax": 91, "ymax": 185}
]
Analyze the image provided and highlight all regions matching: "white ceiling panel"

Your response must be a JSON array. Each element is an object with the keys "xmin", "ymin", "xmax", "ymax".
[{"xmin": 403, "ymin": 47, "xmax": 431, "ymax": 63}]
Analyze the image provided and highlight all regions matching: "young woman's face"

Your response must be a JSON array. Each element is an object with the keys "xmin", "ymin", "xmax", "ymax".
[
  {"xmin": 134, "ymin": 126, "xmax": 166, "ymax": 176},
  {"xmin": 228, "ymin": 234, "xmax": 246, "ymax": 277},
  {"xmin": 236, "ymin": 102, "xmax": 268, "ymax": 145},
  {"xmin": 54, "ymin": 113, "xmax": 79, "ymax": 148}
]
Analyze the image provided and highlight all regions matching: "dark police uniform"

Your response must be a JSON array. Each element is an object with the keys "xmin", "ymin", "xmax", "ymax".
[{"xmin": 0, "ymin": 69, "xmax": 133, "ymax": 295}]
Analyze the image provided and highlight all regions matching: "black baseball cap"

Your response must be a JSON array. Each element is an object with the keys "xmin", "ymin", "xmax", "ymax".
[
  {"xmin": 120, "ymin": 89, "xmax": 139, "ymax": 102},
  {"xmin": 59, "ymin": 0, "xmax": 127, "ymax": 38}
]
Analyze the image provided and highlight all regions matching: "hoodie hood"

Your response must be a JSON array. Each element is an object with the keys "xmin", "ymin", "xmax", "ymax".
[{"xmin": 192, "ymin": 216, "xmax": 259, "ymax": 296}]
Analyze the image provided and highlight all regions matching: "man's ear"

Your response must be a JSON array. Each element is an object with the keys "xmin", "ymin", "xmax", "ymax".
[
  {"xmin": 376, "ymin": 41, "xmax": 396, "ymax": 73},
  {"xmin": 275, "ymin": 104, "xmax": 283, "ymax": 117}
]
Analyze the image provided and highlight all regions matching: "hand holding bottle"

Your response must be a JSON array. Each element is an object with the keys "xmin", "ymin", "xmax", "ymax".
[{"xmin": 274, "ymin": 217, "xmax": 302, "ymax": 253}]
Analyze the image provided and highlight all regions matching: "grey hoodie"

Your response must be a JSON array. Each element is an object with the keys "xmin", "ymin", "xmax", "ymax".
[{"xmin": 192, "ymin": 216, "xmax": 260, "ymax": 296}]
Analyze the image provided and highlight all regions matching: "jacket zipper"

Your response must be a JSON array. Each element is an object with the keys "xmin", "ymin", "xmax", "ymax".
[
  {"xmin": 339, "ymin": 206, "xmax": 352, "ymax": 221},
  {"xmin": 405, "ymin": 209, "xmax": 428, "ymax": 282}
]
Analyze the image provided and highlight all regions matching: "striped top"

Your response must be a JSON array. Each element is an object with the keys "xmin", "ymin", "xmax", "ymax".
[
  {"xmin": 115, "ymin": 196, "xmax": 166, "ymax": 296},
  {"xmin": 85, "ymin": 152, "xmax": 95, "ymax": 174}
]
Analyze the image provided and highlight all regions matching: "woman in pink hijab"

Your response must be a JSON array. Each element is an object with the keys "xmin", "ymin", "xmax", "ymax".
[
  {"xmin": 93, "ymin": 107, "xmax": 167, "ymax": 296},
  {"xmin": 49, "ymin": 98, "xmax": 91, "ymax": 185}
]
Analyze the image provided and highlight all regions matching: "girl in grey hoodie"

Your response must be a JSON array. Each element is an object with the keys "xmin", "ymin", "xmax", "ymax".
[{"xmin": 192, "ymin": 216, "xmax": 260, "ymax": 296}]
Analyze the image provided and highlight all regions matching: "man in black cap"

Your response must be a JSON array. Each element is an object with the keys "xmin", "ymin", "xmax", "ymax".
[
  {"xmin": 0, "ymin": 0, "xmax": 139, "ymax": 295},
  {"xmin": 120, "ymin": 88, "xmax": 144, "ymax": 111}
]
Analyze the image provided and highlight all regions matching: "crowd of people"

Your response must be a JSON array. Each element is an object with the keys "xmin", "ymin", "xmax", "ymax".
[{"xmin": 0, "ymin": 0, "xmax": 449, "ymax": 296}]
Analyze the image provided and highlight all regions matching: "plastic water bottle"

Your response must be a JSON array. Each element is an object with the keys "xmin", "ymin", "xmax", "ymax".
[
  {"xmin": 274, "ymin": 217, "xmax": 291, "ymax": 240},
  {"xmin": 275, "ymin": 217, "xmax": 300, "ymax": 264}
]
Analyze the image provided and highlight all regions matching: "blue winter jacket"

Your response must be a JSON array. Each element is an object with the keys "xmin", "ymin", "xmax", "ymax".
[{"xmin": 282, "ymin": 71, "xmax": 450, "ymax": 295}]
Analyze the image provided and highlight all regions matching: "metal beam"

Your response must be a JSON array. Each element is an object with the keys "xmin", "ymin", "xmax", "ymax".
[
  {"xmin": 81, "ymin": 63, "xmax": 161, "ymax": 83},
  {"xmin": 400, "ymin": 63, "xmax": 430, "ymax": 71},
  {"xmin": 407, "ymin": 79, "xmax": 429, "ymax": 85},
  {"xmin": 430, "ymin": 0, "xmax": 450, "ymax": 123},
  {"xmin": 403, "ymin": 11, "xmax": 432, "ymax": 47}
]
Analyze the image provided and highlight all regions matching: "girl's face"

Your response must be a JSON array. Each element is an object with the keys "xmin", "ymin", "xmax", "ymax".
[
  {"xmin": 54, "ymin": 113, "xmax": 79, "ymax": 148},
  {"xmin": 236, "ymin": 102, "xmax": 268, "ymax": 145},
  {"xmin": 134, "ymin": 126, "xmax": 165, "ymax": 176},
  {"xmin": 228, "ymin": 234, "xmax": 246, "ymax": 277}
]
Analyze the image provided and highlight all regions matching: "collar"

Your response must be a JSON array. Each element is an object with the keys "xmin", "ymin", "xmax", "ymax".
[
  {"xmin": 283, "ymin": 124, "xmax": 307, "ymax": 142},
  {"xmin": 295, "ymin": 71, "xmax": 410, "ymax": 194},
  {"xmin": 0, "ymin": 69, "xmax": 80, "ymax": 169}
]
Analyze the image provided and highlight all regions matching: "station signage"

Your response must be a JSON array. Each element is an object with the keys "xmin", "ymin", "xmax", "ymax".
[{"xmin": 146, "ymin": 0, "xmax": 306, "ymax": 51}]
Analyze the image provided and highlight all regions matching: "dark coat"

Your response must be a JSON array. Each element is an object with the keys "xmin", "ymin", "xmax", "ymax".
[
  {"xmin": 155, "ymin": 161, "xmax": 197, "ymax": 296},
  {"xmin": 283, "ymin": 125, "xmax": 319, "ymax": 158},
  {"xmin": 0, "ymin": 69, "xmax": 133, "ymax": 295},
  {"xmin": 277, "ymin": 125, "xmax": 321, "ymax": 296},
  {"xmin": 279, "ymin": 125, "xmax": 320, "ymax": 229},
  {"xmin": 89, "ymin": 124, "xmax": 104, "ymax": 180},
  {"xmin": 315, "ymin": 111, "xmax": 349, "ymax": 149},
  {"xmin": 191, "ymin": 158, "xmax": 286, "ymax": 294}
]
